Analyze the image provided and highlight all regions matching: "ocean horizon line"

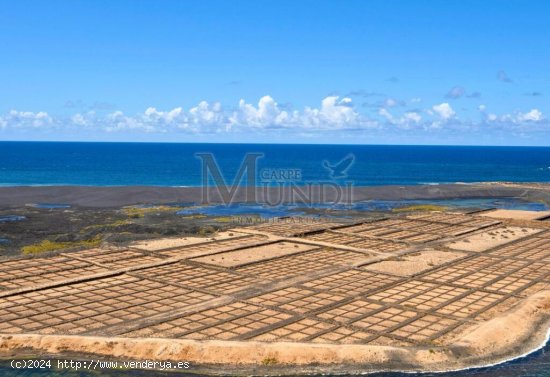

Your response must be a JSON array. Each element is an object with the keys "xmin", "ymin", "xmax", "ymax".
[{"xmin": 3, "ymin": 140, "xmax": 550, "ymax": 148}]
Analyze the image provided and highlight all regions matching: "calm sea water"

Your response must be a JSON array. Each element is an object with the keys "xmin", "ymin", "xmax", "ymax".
[{"xmin": 1, "ymin": 142, "xmax": 550, "ymax": 186}]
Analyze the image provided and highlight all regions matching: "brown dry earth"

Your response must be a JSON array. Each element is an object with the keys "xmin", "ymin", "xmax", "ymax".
[{"xmin": 0, "ymin": 209, "xmax": 549, "ymax": 374}]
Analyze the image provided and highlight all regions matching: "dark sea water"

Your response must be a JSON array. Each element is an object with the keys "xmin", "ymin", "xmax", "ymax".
[{"xmin": 1, "ymin": 142, "xmax": 550, "ymax": 186}]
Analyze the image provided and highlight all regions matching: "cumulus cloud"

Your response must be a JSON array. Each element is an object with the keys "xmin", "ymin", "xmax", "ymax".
[
  {"xmin": 227, "ymin": 95, "xmax": 371, "ymax": 131},
  {"xmin": 432, "ymin": 103, "xmax": 456, "ymax": 120},
  {"xmin": 404, "ymin": 112, "xmax": 422, "ymax": 123},
  {"xmin": 481, "ymin": 107, "xmax": 545, "ymax": 125},
  {"xmin": 301, "ymin": 96, "xmax": 369, "ymax": 129},
  {"xmin": 0, "ymin": 96, "xmax": 547, "ymax": 138},
  {"xmin": 51, "ymin": 96, "xmax": 365, "ymax": 134},
  {"xmin": 0, "ymin": 110, "xmax": 53, "ymax": 129},
  {"xmin": 477, "ymin": 105, "xmax": 498, "ymax": 122},
  {"xmin": 67, "ymin": 96, "xmax": 371, "ymax": 133},
  {"xmin": 188, "ymin": 101, "xmax": 225, "ymax": 129},
  {"xmin": 517, "ymin": 109, "xmax": 544, "ymax": 122},
  {"xmin": 229, "ymin": 96, "xmax": 292, "ymax": 129},
  {"xmin": 378, "ymin": 108, "xmax": 421, "ymax": 129}
]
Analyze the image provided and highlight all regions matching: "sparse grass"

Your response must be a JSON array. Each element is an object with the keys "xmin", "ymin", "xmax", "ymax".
[
  {"xmin": 212, "ymin": 216, "xmax": 234, "ymax": 223},
  {"xmin": 83, "ymin": 219, "xmax": 133, "ymax": 230},
  {"xmin": 121, "ymin": 205, "xmax": 184, "ymax": 218},
  {"xmin": 179, "ymin": 214, "xmax": 207, "ymax": 219},
  {"xmin": 392, "ymin": 205, "xmax": 448, "ymax": 213},
  {"xmin": 198, "ymin": 226, "xmax": 216, "ymax": 236},
  {"xmin": 21, "ymin": 236, "xmax": 102, "ymax": 255},
  {"xmin": 261, "ymin": 355, "xmax": 278, "ymax": 366}
]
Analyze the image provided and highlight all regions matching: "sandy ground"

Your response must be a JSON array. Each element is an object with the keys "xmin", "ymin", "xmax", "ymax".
[
  {"xmin": 191, "ymin": 242, "xmax": 317, "ymax": 267},
  {"xmin": 1, "ymin": 290, "xmax": 548, "ymax": 374},
  {"xmin": 446, "ymin": 226, "xmax": 542, "ymax": 252},
  {"xmin": 480, "ymin": 209, "xmax": 550, "ymax": 220},
  {"xmin": 362, "ymin": 249, "xmax": 466, "ymax": 276},
  {"xmin": 2, "ymin": 207, "xmax": 550, "ymax": 374},
  {"xmin": 452, "ymin": 290, "xmax": 550, "ymax": 360},
  {"xmin": 131, "ymin": 231, "xmax": 246, "ymax": 251}
]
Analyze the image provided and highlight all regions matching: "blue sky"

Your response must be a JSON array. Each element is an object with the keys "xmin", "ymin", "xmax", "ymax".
[{"xmin": 0, "ymin": 0, "xmax": 549, "ymax": 144}]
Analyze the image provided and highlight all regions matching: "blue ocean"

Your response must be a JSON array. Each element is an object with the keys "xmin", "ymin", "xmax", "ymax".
[{"xmin": 1, "ymin": 142, "xmax": 550, "ymax": 186}]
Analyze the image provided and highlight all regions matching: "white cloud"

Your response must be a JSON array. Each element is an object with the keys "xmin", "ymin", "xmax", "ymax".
[
  {"xmin": 71, "ymin": 113, "xmax": 87, "ymax": 126},
  {"xmin": 404, "ymin": 112, "xmax": 422, "ymax": 123},
  {"xmin": 432, "ymin": 103, "xmax": 456, "ymax": 120},
  {"xmin": 188, "ymin": 101, "xmax": 225, "ymax": 130},
  {"xmin": 378, "ymin": 108, "xmax": 393, "ymax": 121},
  {"xmin": 58, "ymin": 96, "xmax": 370, "ymax": 134},
  {"xmin": 1, "ymin": 110, "xmax": 53, "ymax": 128},
  {"xmin": 0, "ymin": 97, "xmax": 547, "ymax": 138},
  {"xmin": 496, "ymin": 109, "xmax": 545, "ymax": 125},
  {"xmin": 517, "ymin": 109, "xmax": 543, "ymax": 122},
  {"xmin": 304, "ymin": 96, "xmax": 360, "ymax": 128},
  {"xmin": 378, "ymin": 108, "xmax": 421, "ymax": 128},
  {"xmin": 229, "ymin": 95, "xmax": 292, "ymax": 129},
  {"xmin": 143, "ymin": 106, "xmax": 184, "ymax": 124},
  {"xmin": 477, "ymin": 105, "xmax": 499, "ymax": 123},
  {"xmin": 227, "ymin": 95, "xmax": 369, "ymax": 130}
]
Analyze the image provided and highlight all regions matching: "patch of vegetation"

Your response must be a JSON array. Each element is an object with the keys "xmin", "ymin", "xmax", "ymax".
[
  {"xmin": 21, "ymin": 236, "xmax": 102, "ymax": 255},
  {"xmin": 180, "ymin": 214, "xmax": 207, "ymax": 219},
  {"xmin": 212, "ymin": 216, "xmax": 234, "ymax": 223},
  {"xmin": 261, "ymin": 355, "xmax": 278, "ymax": 366},
  {"xmin": 392, "ymin": 204, "xmax": 448, "ymax": 213},
  {"xmin": 121, "ymin": 205, "xmax": 184, "ymax": 218},
  {"xmin": 83, "ymin": 219, "xmax": 133, "ymax": 230},
  {"xmin": 198, "ymin": 226, "xmax": 217, "ymax": 236}
]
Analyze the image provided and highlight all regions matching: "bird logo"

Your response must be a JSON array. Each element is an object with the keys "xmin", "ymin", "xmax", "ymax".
[{"xmin": 322, "ymin": 153, "xmax": 355, "ymax": 179}]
